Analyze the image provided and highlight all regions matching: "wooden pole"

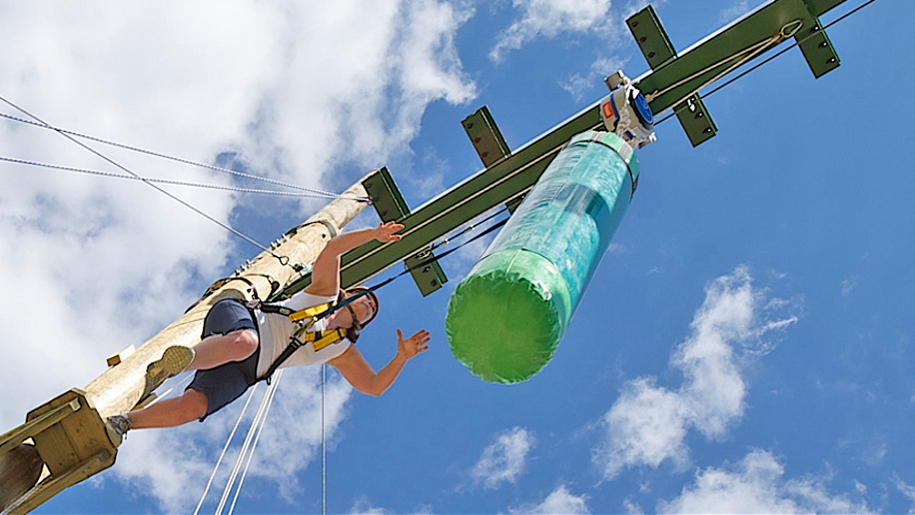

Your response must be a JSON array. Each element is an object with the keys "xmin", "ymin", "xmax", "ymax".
[
  {"xmin": 0, "ymin": 172, "xmax": 372, "ymax": 514},
  {"xmin": 0, "ymin": 444, "xmax": 42, "ymax": 513},
  {"xmin": 83, "ymin": 175, "xmax": 370, "ymax": 419}
]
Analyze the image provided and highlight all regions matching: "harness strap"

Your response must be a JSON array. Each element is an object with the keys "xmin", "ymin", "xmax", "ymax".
[
  {"xmin": 298, "ymin": 327, "xmax": 349, "ymax": 352},
  {"xmin": 251, "ymin": 299, "xmax": 336, "ymax": 322},
  {"xmin": 255, "ymin": 299, "xmax": 347, "ymax": 382}
]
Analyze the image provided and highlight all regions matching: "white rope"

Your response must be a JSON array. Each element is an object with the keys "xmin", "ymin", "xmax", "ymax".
[
  {"xmin": 322, "ymin": 364, "xmax": 327, "ymax": 515},
  {"xmin": 192, "ymin": 384, "xmax": 260, "ymax": 515},
  {"xmin": 645, "ymin": 20, "xmax": 804, "ymax": 105},
  {"xmin": 227, "ymin": 373, "xmax": 283, "ymax": 515},
  {"xmin": 215, "ymin": 371, "xmax": 282, "ymax": 515}
]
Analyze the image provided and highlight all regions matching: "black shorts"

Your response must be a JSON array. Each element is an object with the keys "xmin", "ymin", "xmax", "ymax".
[{"xmin": 186, "ymin": 299, "xmax": 260, "ymax": 421}]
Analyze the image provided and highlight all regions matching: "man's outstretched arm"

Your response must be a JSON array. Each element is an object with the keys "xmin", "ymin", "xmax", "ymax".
[
  {"xmin": 306, "ymin": 221, "xmax": 403, "ymax": 296},
  {"xmin": 328, "ymin": 329, "xmax": 430, "ymax": 396}
]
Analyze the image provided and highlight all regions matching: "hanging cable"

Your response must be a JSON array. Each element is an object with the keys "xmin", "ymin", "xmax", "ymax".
[
  {"xmin": 0, "ymin": 94, "xmax": 295, "ymax": 267},
  {"xmin": 322, "ymin": 364, "xmax": 327, "ymax": 515},
  {"xmin": 0, "ymin": 156, "xmax": 348, "ymax": 198},
  {"xmin": 0, "ymin": 111, "xmax": 370, "ymax": 202},
  {"xmin": 429, "ymin": 206, "xmax": 510, "ymax": 252},
  {"xmin": 193, "ymin": 385, "xmax": 260, "ymax": 515},
  {"xmin": 227, "ymin": 372, "xmax": 282, "ymax": 515},
  {"xmin": 214, "ymin": 370, "xmax": 282, "ymax": 515}
]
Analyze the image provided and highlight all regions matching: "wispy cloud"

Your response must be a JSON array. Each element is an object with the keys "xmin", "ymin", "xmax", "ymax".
[
  {"xmin": 472, "ymin": 426, "xmax": 535, "ymax": 489},
  {"xmin": 893, "ymin": 474, "xmax": 915, "ymax": 514},
  {"xmin": 349, "ymin": 496, "xmax": 390, "ymax": 514},
  {"xmin": 658, "ymin": 450, "xmax": 869, "ymax": 514},
  {"xmin": 114, "ymin": 369, "xmax": 352, "ymax": 512},
  {"xmin": 490, "ymin": 0, "xmax": 615, "ymax": 63},
  {"xmin": 490, "ymin": 0, "xmax": 648, "ymax": 99},
  {"xmin": 0, "ymin": 2, "xmax": 476, "ymax": 511},
  {"xmin": 509, "ymin": 485, "xmax": 590, "ymax": 514},
  {"xmin": 719, "ymin": 0, "xmax": 753, "ymax": 24},
  {"xmin": 593, "ymin": 266, "xmax": 799, "ymax": 479}
]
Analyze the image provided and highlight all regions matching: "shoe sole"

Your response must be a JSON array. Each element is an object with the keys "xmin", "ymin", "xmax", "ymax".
[{"xmin": 143, "ymin": 346, "xmax": 195, "ymax": 397}]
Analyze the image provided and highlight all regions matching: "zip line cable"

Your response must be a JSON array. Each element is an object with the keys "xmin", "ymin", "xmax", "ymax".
[
  {"xmin": 652, "ymin": 0, "xmax": 879, "ymax": 127},
  {"xmin": 0, "ymin": 94, "xmax": 294, "ymax": 265},
  {"xmin": 0, "ymin": 110, "xmax": 370, "ymax": 202},
  {"xmin": 0, "ymin": 156, "xmax": 343, "ymax": 198}
]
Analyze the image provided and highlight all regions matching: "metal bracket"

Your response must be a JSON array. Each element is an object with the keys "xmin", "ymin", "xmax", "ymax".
[
  {"xmin": 675, "ymin": 94, "xmax": 718, "ymax": 147},
  {"xmin": 796, "ymin": 16, "xmax": 840, "ymax": 78},
  {"xmin": 627, "ymin": 5, "xmax": 717, "ymax": 147},
  {"xmin": 363, "ymin": 167, "xmax": 410, "ymax": 222},
  {"xmin": 626, "ymin": 5, "xmax": 677, "ymax": 70},
  {"xmin": 462, "ymin": 106, "xmax": 511, "ymax": 168},
  {"xmin": 404, "ymin": 247, "xmax": 448, "ymax": 297},
  {"xmin": 361, "ymin": 168, "xmax": 447, "ymax": 295}
]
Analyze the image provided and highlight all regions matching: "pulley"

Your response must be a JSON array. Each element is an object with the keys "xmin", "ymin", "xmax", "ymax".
[{"xmin": 599, "ymin": 71, "xmax": 657, "ymax": 149}]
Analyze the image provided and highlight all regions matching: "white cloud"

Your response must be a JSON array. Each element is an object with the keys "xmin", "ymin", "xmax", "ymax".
[
  {"xmin": 841, "ymin": 277, "xmax": 856, "ymax": 297},
  {"xmin": 719, "ymin": 1, "xmax": 753, "ymax": 24},
  {"xmin": 350, "ymin": 497, "xmax": 390, "ymax": 514},
  {"xmin": 893, "ymin": 474, "xmax": 915, "ymax": 514},
  {"xmin": 593, "ymin": 266, "xmax": 799, "ymax": 479},
  {"xmin": 114, "ymin": 369, "xmax": 352, "ymax": 513},
  {"xmin": 658, "ymin": 450, "xmax": 869, "ymax": 514},
  {"xmin": 490, "ymin": 0, "xmax": 658, "ymax": 99},
  {"xmin": 0, "ymin": 1, "xmax": 475, "ymax": 511},
  {"xmin": 509, "ymin": 485, "xmax": 590, "ymax": 514},
  {"xmin": 491, "ymin": 0, "xmax": 614, "ymax": 63},
  {"xmin": 472, "ymin": 426, "xmax": 535, "ymax": 489}
]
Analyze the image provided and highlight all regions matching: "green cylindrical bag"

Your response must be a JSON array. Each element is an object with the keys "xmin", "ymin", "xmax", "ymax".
[{"xmin": 446, "ymin": 131, "xmax": 639, "ymax": 383}]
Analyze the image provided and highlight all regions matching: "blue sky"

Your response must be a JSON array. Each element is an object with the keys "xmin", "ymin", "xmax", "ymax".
[{"xmin": 2, "ymin": 0, "xmax": 914, "ymax": 513}]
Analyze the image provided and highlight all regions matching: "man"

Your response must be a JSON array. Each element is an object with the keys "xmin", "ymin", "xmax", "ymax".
[{"xmin": 107, "ymin": 221, "xmax": 430, "ymax": 435}]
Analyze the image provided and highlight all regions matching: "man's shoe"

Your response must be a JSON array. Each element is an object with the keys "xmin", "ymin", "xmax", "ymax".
[
  {"xmin": 106, "ymin": 414, "xmax": 132, "ymax": 445},
  {"xmin": 143, "ymin": 345, "xmax": 195, "ymax": 397}
]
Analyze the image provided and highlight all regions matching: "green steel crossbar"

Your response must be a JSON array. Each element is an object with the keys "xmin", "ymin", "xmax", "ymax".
[
  {"xmin": 281, "ymin": 0, "xmax": 849, "ymax": 297},
  {"xmin": 635, "ymin": 0, "xmax": 846, "ymax": 115}
]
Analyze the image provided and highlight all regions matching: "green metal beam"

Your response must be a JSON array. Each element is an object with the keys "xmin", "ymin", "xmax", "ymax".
[
  {"xmin": 635, "ymin": 0, "xmax": 846, "ymax": 114},
  {"xmin": 282, "ymin": 0, "xmax": 850, "ymax": 296},
  {"xmin": 282, "ymin": 105, "xmax": 603, "ymax": 294}
]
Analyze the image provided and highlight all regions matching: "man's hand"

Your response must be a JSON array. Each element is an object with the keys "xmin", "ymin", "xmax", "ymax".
[
  {"xmin": 373, "ymin": 221, "xmax": 404, "ymax": 243},
  {"xmin": 397, "ymin": 329, "xmax": 430, "ymax": 360}
]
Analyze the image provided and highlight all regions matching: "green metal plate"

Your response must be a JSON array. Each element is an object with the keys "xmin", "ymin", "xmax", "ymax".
[
  {"xmin": 362, "ymin": 167, "xmax": 409, "ymax": 222},
  {"xmin": 404, "ymin": 248, "xmax": 448, "ymax": 297},
  {"xmin": 635, "ymin": 0, "xmax": 833, "ymax": 114},
  {"xmin": 796, "ymin": 20, "xmax": 840, "ymax": 78},
  {"xmin": 462, "ymin": 106, "xmax": 512, "ymax": 168},
  {"xmin": 675, "ymin": 94, "xmax": 718, "ymax": 147},
  {"xmin": 627, "ymin": 5, "xmax": 677, "ymax": 70}
]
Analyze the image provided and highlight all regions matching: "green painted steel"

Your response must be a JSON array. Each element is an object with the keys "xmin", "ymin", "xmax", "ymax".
[
  {"xmin": 446, "ymin": 131, "xmax": 637, "ymax": 383},
  {"xmin": 280, "ymin": 0, "xmax": 848, "ymax": 300},
  {"xmin": 635, "ymin": 0, "xmax": 846, "ymax": 114}
]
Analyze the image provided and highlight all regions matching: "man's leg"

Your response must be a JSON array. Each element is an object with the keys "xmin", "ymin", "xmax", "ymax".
[
  {"xmin": 186, "ymin": 329, "xmax": 258, "ymax": 371},
  {"xmin": 125, "ymin": 389, "xmax": 209, "ymax": 429}
]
